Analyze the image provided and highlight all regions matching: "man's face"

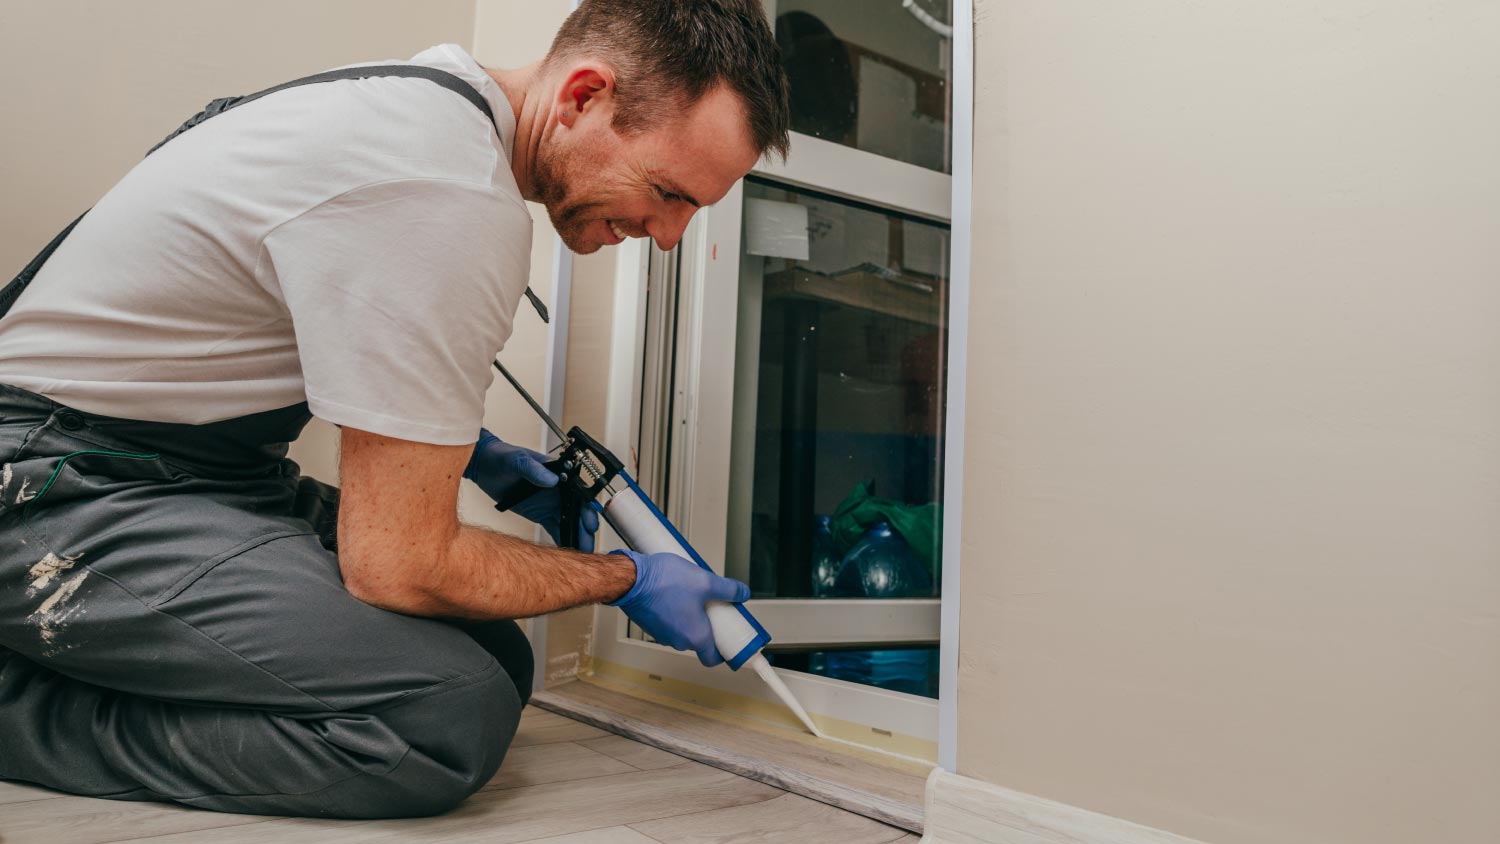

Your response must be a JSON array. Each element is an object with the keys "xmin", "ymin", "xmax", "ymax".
[{"xmin": 533, "ymin": 77, "xmax": 761, "ymax": 254}]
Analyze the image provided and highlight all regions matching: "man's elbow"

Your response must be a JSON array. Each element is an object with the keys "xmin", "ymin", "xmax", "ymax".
[{"xmin": 340, "ymin": 553, "xmax": 443, "ymax": 617}]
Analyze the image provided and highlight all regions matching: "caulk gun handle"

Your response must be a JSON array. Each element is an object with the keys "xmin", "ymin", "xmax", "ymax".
[
  {"xmin": 557, "ymin": 479, "xmax": 582, "ymax": 549},
  {"xmin": 490, "ymin": 455, "xmax": 567, "ymax": 513}
]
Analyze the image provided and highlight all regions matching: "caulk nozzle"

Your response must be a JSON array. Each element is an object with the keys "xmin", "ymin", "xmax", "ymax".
[{"xmin": 749, "ymin": 653, "xmax": 825, "ymax": 738}]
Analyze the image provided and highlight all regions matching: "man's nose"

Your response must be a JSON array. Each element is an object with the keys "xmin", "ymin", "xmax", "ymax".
[{"xmin": 646, "ymin": 205, "xmax": 698, "ymax": 252}]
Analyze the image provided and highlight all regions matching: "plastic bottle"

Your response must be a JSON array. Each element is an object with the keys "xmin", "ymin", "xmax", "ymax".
[
  {"xmin": 833, "ymin": 520, "xmax": 933, "ymax": 598},
  {"xmin": 824, "ymin": 521, "xmax": 936, "ymax": 694},
  {"xmin": 810, "ymin": 514, "xmax": 839, "ymax": 597}
]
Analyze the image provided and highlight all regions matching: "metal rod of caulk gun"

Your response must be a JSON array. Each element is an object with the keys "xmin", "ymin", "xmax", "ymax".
[{"xmin": 493, "ymin": 359, "xmax": 566, "ymax": 443}]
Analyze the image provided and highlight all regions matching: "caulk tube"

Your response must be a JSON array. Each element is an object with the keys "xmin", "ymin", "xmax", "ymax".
[{"xmin": 602, "ymin": 471, "xmax": 771, "ymax": 670}]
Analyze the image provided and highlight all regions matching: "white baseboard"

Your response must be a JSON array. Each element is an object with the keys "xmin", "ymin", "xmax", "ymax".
[{"xmin": 920, "ymin": 768, "xmax": 1209, "ymax": 844}]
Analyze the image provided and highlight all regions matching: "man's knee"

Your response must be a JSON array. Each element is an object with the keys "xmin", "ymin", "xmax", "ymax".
[
  {"xmin": 349, "ymin": 658, "xmax": 522, "ymax": 818},
  {"xmin": 448, "ymin": 618, "xmax": 533, "ymax": 707}
]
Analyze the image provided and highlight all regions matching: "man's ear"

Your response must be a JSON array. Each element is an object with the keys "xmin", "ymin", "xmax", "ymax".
[{"xmin": 556, "ymin": 64, "xmax": 615, "ymax": 129}]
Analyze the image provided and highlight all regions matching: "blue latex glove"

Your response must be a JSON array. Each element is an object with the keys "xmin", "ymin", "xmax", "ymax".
[
  {"xmin": 463, "ymin": 428, "xmax": 600, "ymax": 552},
  {"xmin": 607, "ymin": 548, "xmax": 752, "ymax": 667}
]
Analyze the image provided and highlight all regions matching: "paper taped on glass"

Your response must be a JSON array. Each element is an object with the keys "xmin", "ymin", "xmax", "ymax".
[{"xmin": 744, "ymin": 197, "xmax": 810, "ymax": 261}]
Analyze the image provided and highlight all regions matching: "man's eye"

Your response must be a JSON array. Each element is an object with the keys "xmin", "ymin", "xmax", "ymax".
[{"xmin": 657, "ymin": 187, "xmax": 680, "ymax": 203}]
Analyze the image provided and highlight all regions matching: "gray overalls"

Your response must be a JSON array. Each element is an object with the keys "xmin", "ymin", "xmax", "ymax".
[{"xmin": 0, "ymin": 67, "xmax": 532, "ymax": 818}]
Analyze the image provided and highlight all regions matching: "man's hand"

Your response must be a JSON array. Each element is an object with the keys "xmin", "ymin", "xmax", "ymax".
[
  {"xmin": 337, "ymin": 426, "xmax": 635, "ymax": 619},
  {"xmin": 608, "ymin": 549, "xmax": 752, "ymax": 667},
  {"xmin": 463, "ymin": 428, "xmax": 600, "ymax": 551}
]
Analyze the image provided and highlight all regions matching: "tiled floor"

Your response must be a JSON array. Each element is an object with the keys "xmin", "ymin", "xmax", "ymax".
[{"xmin": 0, "ymin": 706, "xmax": 919, "ymax": 844}]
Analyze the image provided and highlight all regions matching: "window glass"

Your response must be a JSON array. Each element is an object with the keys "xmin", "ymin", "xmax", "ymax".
[
  {"xmin": 727, "ymin": 179, "xmax": 947, "ymax": 696},
  {"xmin": 770, "ymin": 648, "xmax": 940, "ymax": 698},
  {"xmin": 773, "ymin": 0, "xmax": 953, "ymax": 172}
]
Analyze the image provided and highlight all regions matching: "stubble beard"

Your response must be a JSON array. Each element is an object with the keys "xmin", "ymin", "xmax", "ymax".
[{"xmin": 533, "ymin": 143, "xmax": 603, "ymax": 254}]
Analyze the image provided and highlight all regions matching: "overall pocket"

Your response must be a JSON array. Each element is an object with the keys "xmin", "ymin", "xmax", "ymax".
[{"xmin": 9, "ymin": 447, "xmax": 174, "ymax": 533}]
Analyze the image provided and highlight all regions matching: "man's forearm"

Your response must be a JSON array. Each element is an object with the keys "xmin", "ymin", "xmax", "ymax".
[
  {"xmin": 334, "ymin": 425, "xmax": 637, "ymax": 620},
  {"xmin": 408, "ymin": 524, "xmax": 636, "ymax": 620}
]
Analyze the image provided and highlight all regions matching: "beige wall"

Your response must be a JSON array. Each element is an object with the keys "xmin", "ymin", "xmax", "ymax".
[
  {"xmin": 541, "ymin": 245, "xmax": 625, "ymax": 685},
  {"xmin": 459, "ymin": 0, "xmax": 574, "ymax": 545},
  {"xmin": 473, "ymin": 0, "xmax": 618, "ymax": 688},
  {"xmin": 957, "ymin": 2, "xmax": 1500, "ymax": 844},
  {"xmin": 0, "ymin": 0, "xmax": 476, "ymax": 481},
  {"xmin": 0, "ymin": 0, "xmax": 476, "ymax": 277}
]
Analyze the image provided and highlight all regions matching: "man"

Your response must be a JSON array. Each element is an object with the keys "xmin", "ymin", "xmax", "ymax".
[{"xmin": 0, "ymin": 0, "xmax": 789, "ymax": 820}]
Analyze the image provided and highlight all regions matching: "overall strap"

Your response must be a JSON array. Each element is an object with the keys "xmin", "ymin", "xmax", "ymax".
[
  {"xmin": 146, "ymin": 64, "xmax": 499, "ymax": 155},
  {"xmin": 0, "ymin": 213, "xmax": 85, "ymax": 317},
  {"xmin": 1, "ymin": 65, "xmax": 501, "ymax": 320}
]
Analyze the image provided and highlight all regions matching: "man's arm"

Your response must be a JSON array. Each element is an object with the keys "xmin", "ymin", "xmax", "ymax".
[{"xmin": 336, "ymin": 425, "xmax": 636, "ymax": 619}]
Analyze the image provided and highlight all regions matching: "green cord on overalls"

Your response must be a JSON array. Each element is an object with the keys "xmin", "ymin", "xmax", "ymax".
[{"xmin": 20, "ymin": 449, "xmax": 161, "ymax": 521}]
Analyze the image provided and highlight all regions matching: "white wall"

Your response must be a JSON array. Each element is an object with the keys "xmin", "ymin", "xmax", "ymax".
[{"xmin": 957, "ymin": 2, "xmax": 1500, "ymax": 843}]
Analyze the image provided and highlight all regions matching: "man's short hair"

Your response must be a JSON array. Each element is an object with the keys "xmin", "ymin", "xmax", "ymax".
[{"xmin": 545, "ymin": 0, "xmax": 791, "ymax": 160}]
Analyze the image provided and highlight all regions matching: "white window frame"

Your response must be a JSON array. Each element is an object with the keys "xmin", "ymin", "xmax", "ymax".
[{"xmin": 587, "ymin": 2, "xmax": 973, "ymax": 766}]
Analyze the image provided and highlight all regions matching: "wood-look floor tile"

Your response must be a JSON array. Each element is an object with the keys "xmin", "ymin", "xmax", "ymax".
[
  {"xmin": 512, "ymin": 718, "xmax": 613, "ymax": 747},
  {"xmin": 486, "ymin": 741, "xmax": 636, "ymax": 790},
  {"xmin": 510, "ymin": 827, "xmax": 662, "ymax": 844},
  {"xmin": 630, "ymin": 792, "xmax": 911, "ymax": 844},
  {"xmin": 521, "ymin": 706, "xmax": 575, "ymax": 726},
  {"xmin": 4, "ymin": 709, "xmax": 905, "ymax": 844},
  {"xmin": 129, "ymin": 761, "xmax": 781, "ymax": 844},
  {"xmin": 514, "ymin": 703, "xmax": 612, "ymax": 746},
  {"xmin": 533, "ymin": 682, "xmax": 929, "ymax": 831},
  {"xmin": 0, "ymin": 779, "xmax": 66, "ymax": 804},
  {"xmin": 0, "ymin": 794, "xmax": 272, "ymax": 844},
  {"xmin": 578, "ymin": 735, "xmax": 690, "ymax": 771}
]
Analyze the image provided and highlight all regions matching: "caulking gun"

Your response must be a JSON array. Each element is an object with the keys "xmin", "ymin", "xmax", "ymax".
[{"xmin": 490, "ymin": 358, "xmax": 823, "ymax": 738}]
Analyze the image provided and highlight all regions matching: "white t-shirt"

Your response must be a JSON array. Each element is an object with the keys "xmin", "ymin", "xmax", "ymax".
[{"xmin": 0, "ymin": 44, "xmax": 531, "ymax": 446}]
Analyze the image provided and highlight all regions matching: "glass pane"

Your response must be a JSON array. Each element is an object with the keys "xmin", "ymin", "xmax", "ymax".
[
  {"xmin": 768, "ymin": 647, "xmax": 940, "ymax": 698},
  {"xmin": 728, "ymin": 179, "xmax": 948, "ymax": 695},
  {"xmin": 772, "ymin": 0, "xmax": 953, "ymax": 172}
]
